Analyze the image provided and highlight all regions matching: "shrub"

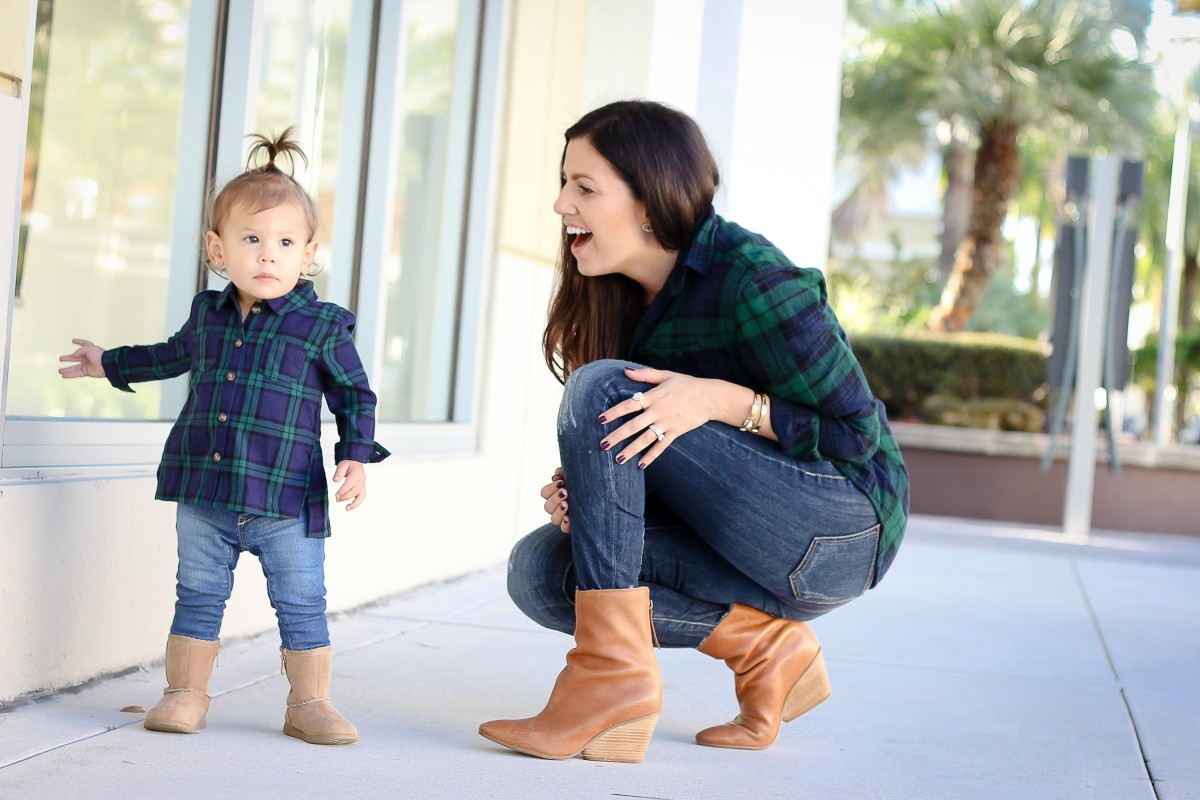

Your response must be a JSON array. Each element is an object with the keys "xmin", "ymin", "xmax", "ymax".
[{"xmin": 852, "ymin": 331, "xmax": 1049, "ymax": 424}]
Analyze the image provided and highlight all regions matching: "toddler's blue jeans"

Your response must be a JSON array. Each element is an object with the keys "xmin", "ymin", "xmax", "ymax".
[
  {"xmin": 508, "ymin": 360, "xmax": 883, "ymax": 648},
  {"xmin": 171, "ymin": 503, "xmax": 329, "ymax": 651}
]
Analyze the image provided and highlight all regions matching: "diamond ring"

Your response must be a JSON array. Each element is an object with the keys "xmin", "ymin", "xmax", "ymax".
[
  {"xmin": 648, "ymin": 423, "xmax": 665, "ymax": 442},
  {"xmin": 632, "ymin": 391, "xmax": 645, "ymax": 410}
]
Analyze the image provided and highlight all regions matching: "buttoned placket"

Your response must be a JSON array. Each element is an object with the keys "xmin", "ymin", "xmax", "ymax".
[{"xmin": 211, "ymin": 302, "xmax": 262, "ymax": 466}]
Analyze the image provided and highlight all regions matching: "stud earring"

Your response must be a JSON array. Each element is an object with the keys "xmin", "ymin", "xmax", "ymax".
[{"xmin": 642, "ymin": 223, "xmax": 654, "ymax": 233}]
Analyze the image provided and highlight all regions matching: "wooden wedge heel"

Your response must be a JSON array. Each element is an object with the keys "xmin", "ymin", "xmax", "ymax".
[
  {"xmin": 581, "ymin": 713, "xmax": 661, "ymax": 763},
  {"xmin": 782, "ymin": 648, "xmax": 832, "ymax": 722}
]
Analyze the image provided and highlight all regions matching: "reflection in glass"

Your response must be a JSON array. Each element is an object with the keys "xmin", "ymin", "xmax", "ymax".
[
  {"xmin": 252, "ymin": 0, "xmax": 354, "ymax": 307},
  {"xmin": 377, "ymin": 0, "xmax": 475, "ymax": 422},
  {"xmin": 10, "ymin": 0, "xmax": 199, "ymax": 419}
]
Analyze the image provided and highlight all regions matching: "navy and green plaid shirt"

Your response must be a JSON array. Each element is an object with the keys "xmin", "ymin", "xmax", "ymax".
[
  {"xmin": 629, "ymin": 208, "xmax": 908, "ymax": 584},
  {"xmin": 102, "ymin": 281, "xmax": 389, "ymax": 537}
]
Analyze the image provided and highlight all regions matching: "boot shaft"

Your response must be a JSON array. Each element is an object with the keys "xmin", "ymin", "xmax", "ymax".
[
  {"xmin": 280, "ymin": 645, "xmax": 332, "ymax": 704},
  {"xmin": 698, "ymin": 604, "xmax": 814, "ymax": 672},
  {"xmin": 164, "ymin": 634, "xmax": 220, "ymax": 692}
]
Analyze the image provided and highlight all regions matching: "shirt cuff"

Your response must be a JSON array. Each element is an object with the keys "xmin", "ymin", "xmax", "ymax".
[
  {"xmin": 335, "ymin": 440, "xmax": 391, "ymax": 464},
  {"xmin": 101, "ymin": 349, "xmax": 135, "ymax": 393}
]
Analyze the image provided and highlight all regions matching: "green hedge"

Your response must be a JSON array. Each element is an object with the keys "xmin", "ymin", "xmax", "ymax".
[
  {"xmin": 851, "ymin": 331, "xmax": 1049, "ymax": 422},
  {"xmin": 1130, "ymin": 331, "xmax": 1200, "ymax": 387}
]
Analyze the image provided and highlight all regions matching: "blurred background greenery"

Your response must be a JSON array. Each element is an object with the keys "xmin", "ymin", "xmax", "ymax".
[{"xmin": 831, "ymin": 0, "xmax": 1200, "ymax": 441}]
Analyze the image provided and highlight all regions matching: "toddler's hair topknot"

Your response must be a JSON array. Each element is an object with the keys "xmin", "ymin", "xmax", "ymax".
[
  {"xmin": 204, "ymin": 125, "xmax": 322, "ymax": 274},
  {"xmin": 245, "ymin": 126, "xmax": 309, "ymax": 174}
]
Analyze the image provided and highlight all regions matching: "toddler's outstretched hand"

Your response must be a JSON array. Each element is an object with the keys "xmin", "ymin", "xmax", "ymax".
[
  {"xmin": 333, "ymin": 460, "xmax": 367, "ymax": 511},
  {"xmin": 58, "ymin": 339, "xmax": 106, "ymax": 379}
]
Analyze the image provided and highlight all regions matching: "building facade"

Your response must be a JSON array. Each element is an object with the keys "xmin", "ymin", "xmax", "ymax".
[{"xmin": 0, "ymin": 0, "xmax": 846, "ymax": 703}]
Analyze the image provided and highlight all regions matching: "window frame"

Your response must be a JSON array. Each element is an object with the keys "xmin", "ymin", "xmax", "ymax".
[{"xmin": 0, "ymin": 0, "xmax": 507, "ymax": 476}]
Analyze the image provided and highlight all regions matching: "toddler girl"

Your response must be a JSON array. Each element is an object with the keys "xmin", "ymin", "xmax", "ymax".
[{"xmin": 59, "ymin": 127, "xmax": 388, "ymax": 745}]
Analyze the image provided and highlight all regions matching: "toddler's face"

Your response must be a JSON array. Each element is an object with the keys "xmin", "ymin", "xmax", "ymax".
[{"xmin": 205, "ymin": 200, "xmax": 317, "ymax": 313}]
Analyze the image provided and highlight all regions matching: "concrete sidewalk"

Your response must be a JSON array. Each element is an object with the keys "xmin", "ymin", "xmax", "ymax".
[{"xmin": 1, "ymin": 515, "xmax": 1197, "ymax": 800}]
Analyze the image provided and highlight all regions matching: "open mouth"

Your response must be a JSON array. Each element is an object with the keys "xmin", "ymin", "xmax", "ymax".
[{"xmin": 566, "ymin": 225, "xmax": 593, "ymax": 251}]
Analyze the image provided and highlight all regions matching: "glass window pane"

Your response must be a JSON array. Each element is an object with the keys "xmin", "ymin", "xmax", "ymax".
[
  {"xmin": 377, "ymin": 0, "xmax": 478, "ymax": 422},
  {"xmin": 251, "ymin": 0, "xmax": 359, "ymax": 308},
  {"xmin": 9, "ymin": 0, "xmax": 209, "ymax": 419}
]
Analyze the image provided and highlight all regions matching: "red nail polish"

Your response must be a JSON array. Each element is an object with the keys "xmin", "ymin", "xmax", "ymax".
[
  {"xmin": 558, "ymin": 490, "xmax": 566, "ymax": 499},
  {"xmin": 600, "ymin": 441, "xmax": 610, "ymax": 450},
  {"xmin": 597, "ymin": 415, "xmax": 607, "ymax": 423},
  {"xmin": 555, "ymin": 481, "xmax": 564, "ymax": 488},
  {"xmin": 616, "ymin": 454, "xmax": 626, "ymax": 464},
  {"xmin": 638, "ymin": 462, "xmax": 648, "ymax": 470}
]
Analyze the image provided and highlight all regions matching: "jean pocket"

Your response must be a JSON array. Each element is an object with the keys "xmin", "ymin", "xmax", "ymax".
[{"xmin": 788, "ymin": 524, "xmax": 880, "ymax": 605}]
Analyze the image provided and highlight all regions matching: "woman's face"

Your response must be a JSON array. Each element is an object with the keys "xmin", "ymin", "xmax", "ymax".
[{"xmin": 553, "ymin": 136, "xmax": 659, "ymax": 281}]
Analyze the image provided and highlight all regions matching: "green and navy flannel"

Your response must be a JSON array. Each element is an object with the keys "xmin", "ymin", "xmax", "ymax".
[
  {"xmin": 629, "ymin": 208, "xmax": 908, "ymax": 584},
  {"xmin": 102, "ymin": 281, "xmax": 389, "ymax": 537}
]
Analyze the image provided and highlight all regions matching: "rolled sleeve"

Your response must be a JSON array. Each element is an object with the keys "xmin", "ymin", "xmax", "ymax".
[
  {"xmin": 736, "ymin": 267, "xmax": 881, "ymax": 465},
  {"xmin": 321, "ymin": 310, "xmax": 390, "ymax": 465},
  {"xmin": 100, "ymin": 315, "xmax": 195, "ymax": 393}
]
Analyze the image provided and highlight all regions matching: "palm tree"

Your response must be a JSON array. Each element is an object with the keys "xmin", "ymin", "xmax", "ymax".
[{"xmin": 841, "ymin": 0, "xmax": 1158, "ymax": 331}]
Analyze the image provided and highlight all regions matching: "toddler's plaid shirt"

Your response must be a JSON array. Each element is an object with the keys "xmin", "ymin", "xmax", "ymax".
[{"xmin": 103, "ymin": 281, "xmax": 389, "ymax": 536}]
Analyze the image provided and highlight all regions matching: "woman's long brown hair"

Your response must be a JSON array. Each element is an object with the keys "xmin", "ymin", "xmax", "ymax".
[{"xmin": 543, "ymin": 101, "xmax": 720, "ymax": 383}]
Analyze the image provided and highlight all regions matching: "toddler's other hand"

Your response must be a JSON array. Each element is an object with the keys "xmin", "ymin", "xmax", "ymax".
[
  {"xmin": 333, "ymin": 460, "xmax": 367, "ymax": 510},
  {"xmin": 58, "ymin": 339, "xmax": 106, "ymax": 379}
]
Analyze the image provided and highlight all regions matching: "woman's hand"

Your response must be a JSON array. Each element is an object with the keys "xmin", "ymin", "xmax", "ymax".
[
  {"xmin": 58, "ymin": 339, "xmax": 106, "ymax": 379},
  {"xmin": 599, "ymin": 366, "xmax": 745, "ymax": 469},
  {"xmin": 540, "ymin": 467, "xmax": 571, "ymax": 533}
]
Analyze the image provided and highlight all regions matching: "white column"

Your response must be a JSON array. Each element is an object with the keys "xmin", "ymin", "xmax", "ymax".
[
  {"xmin": 1063, "ymin": 156, "xmax": 1120, "ymax": 539},
  {"xmin": 1153, "ymin": 107, "xmax": 1191, "ymax": 445},
  {"xmin": 572, "ymin": 0, "xmax": 846, "ymax": 274},
  {"xmin": 695, "ymin": 0, "xmax": 743, "ymax": 212},
  {"xmin": 724, "ymin": 0, "xmax": 847, "ymax": 270},
  {"xmin": 647, "ymin": 0, "xmax": 704, "ymax": 115}
]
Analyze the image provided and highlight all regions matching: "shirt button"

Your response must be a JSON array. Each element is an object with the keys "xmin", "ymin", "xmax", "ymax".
[
  {"xmin": 251, "ymin": 305, "xmax": 261, "ymax": 314},
  {"xmin": 218, "ymin": 412, "xmax": 228, "ymax": 422},
  {"xmin": 226, "ymin": 371, "xmax": 235, "ymax": 381},
  {"xmin": 213, "ymin": 452, "xmax": 222, "ymax": 462},
  {"xmin": 234, "ymin": 339, "xmax": 243, "ymax": 348}
]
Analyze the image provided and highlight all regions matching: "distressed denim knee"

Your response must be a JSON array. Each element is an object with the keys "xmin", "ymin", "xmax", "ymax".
[
  {"xmin": 507, "ymin": 525, "xmax": 576, "ymax": 636},
  {"xmin": 558, "ymin": 359, "xmax": 643, "ymax": 433},
  {"xmin": 555, "ymin": 359, "xmax": 650, "ymax": 590}
]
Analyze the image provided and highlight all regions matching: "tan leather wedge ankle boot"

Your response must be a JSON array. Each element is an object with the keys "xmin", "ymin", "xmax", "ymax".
[
  {"xmin": 478, "ymin": 587, "xmax": 662, "ymax": 762},
  {"xmin": 695, "ymin": 604, "xmax": 830, "ymax": 749}
]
